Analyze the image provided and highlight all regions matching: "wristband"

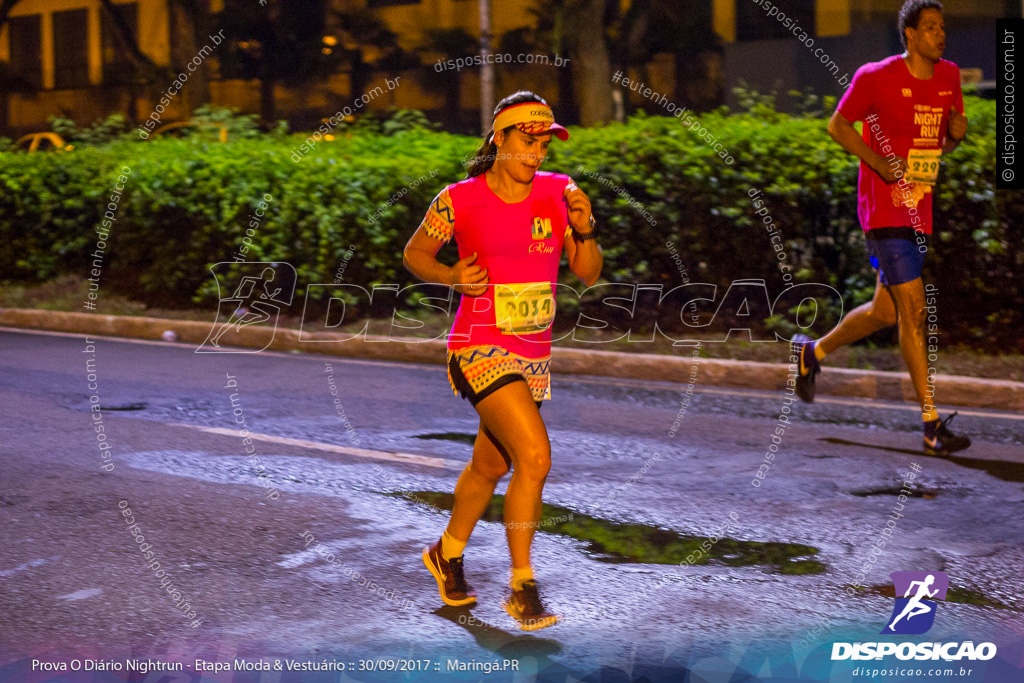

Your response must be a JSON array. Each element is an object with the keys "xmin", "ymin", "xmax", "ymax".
[{"xmin": 572, "ymin": 219, "xmax": 598, "ymax": 242}]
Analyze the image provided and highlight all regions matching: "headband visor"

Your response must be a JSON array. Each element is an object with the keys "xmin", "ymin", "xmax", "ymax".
[{"xmin": 490, "ymin": 102, "xmax": 569, "ymax": 142}]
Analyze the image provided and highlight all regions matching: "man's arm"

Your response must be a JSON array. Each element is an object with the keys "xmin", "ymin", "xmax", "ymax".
[
  {"xmin": 827, "ymin": 111, "xmax": 904, "ymax": 184},
  {"xmin": 943, "ymin": 107, "xmax": 968, "ymax": 154}
]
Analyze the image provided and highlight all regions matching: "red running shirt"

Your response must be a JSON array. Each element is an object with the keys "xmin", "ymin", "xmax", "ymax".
[
  {"xmin": 421, "ymin": 171, "xmax": 572, "ymax": 359},
  {"xmin": 836, "ymin": 55, "xmax": 963, "ymax": 235}
]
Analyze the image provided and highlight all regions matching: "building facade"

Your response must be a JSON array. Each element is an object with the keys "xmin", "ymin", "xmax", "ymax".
[{"xmin": 0, "ymin": 0, "xmax": 1015, "ymax": 136}]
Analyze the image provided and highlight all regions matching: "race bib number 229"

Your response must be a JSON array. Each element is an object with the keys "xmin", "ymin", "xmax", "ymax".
[{"xmin": 907, "ymin": 148, "xmax": 941, "ymax": 185}]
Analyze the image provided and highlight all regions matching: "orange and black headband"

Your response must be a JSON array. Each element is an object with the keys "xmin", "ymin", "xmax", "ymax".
[{"xmin": 489, "ymin": 102, "xmax": 569, "ymax": 142}]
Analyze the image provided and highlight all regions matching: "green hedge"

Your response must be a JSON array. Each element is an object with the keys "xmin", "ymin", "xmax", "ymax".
[
  {"xmin": 0, "ymin": 128, "xmax": 466, "ymax": 307},
  {"xmin": 0, "ymin": 96, "xmax": 1017, "ymax": 347}
]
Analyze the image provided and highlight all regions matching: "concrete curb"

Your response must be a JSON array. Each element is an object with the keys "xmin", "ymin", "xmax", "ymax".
[{"xmin": 2, "ymin": 307, "xmax": 1021, "ymax": 412}]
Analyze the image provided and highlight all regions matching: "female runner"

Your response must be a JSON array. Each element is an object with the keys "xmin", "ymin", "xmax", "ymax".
[{"xmin": 403, "ymin": 91, "xmax": 602, "ymax": 630}]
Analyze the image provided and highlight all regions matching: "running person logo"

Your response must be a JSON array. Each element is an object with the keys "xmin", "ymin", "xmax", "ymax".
[
  {"xmin": 198, "ymin": 262, "xmax": 296, "ymax": 353},
  {"xmin": 881, "ymin": 571, "xmax": 948, "ymax": 635}
]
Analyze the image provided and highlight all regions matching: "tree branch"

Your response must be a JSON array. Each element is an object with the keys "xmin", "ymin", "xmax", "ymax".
[
  {"xmin": 98, "ymin": 0, "xmax": 157, "ymax": 69},
  {"xmin": 0, "ymin": 0, "xmax": 23, "ymax": 29}
]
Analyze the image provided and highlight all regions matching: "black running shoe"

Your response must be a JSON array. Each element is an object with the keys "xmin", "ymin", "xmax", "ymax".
[
  {"xmin": 503, "ymin": 579, "xmax": 558, "ymax": 631},
  {"xmin": 423, "ymin": 539, "xmax": 476, "ymax": 607},
  {"xmin": 792, "ymin": 333, "xmax": 820, "ymax": 403},
  {"xmin": 924, "ymin": 412, "xmax": 971, "ymax": 456}
]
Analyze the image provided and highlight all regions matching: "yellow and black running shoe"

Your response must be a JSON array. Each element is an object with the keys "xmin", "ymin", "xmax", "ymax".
[
  {"xmin": 422, "ymin": 539, "xmax": 477, "ymax": 607},
  {"xmin": 924, "ymin": 412, "xmax": 971, "ymax": 456},
  {"xmin": 503, "ymin": 579, "xmax": 558, "ymax": 631},
  {"xmin": 792, "ymin": 333, "xmax": 820, "ymax": 403}
]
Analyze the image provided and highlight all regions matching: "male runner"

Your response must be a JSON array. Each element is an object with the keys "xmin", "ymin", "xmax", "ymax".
[{"xmin": 793, "ymin": 0, "xmax": 970, "ymax": 456}]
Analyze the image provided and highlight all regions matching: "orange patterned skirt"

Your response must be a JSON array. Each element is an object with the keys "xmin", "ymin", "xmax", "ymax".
[{"xmin": 447, "ymin": 345, "xmax": 551, "ymax": 405}]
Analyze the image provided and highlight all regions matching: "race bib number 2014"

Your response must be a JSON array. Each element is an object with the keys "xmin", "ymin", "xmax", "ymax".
[{"xmin": 494, "ymin": 282, "xmax": 555, "ymax": 335}]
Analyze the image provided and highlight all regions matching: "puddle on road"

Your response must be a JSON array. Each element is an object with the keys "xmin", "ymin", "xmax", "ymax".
[
  {"xmin": 940, "ymin": 454, "xmax": 1024, "ymax": 484},
  {"xmin": 820, "ymin": 438, "xmax": 1024, "ymax": 484},
  {"xmin": 394, "ymin": 491, "xmax": 824, "ymax": 575},
  {"xmin": 100, "ymin": 402, "xmax": 149, "ymax": 411},
  {"xmin": 850, "ymin": 486, "xmax": 934, "ymax": 498},
  {"xmin": 859, "ymin": 584, "xmax": 1010, "ymax": 609},
  {"xmin": 414, "ymin": 432, "xmax": 477, "ymax": 446}
]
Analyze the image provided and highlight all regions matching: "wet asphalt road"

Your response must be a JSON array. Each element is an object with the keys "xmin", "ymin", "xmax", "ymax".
[{"xmin": 1, "ymin": 328, "xmax": 1022, "ymax": 682}]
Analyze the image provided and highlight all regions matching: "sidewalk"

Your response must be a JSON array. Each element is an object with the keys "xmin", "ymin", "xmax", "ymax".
[{"xmin": 2, "ymin": 307, "xmax": 1021, "ymax": 412}]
